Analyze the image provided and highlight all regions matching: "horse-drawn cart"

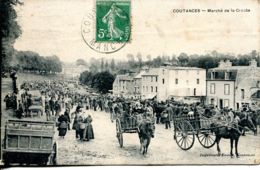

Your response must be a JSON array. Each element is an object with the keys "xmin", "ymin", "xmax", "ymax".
[
  {"xmin": 2, "ymin": 119, "xmax": 57, "ymax": 165},
  {"xmin": 116, "ymin": 116, "xmax": 139, "ymax": 148},
  {"xmin": 173, "ymin": 115, "xmax": 217, "ymax": 150}
]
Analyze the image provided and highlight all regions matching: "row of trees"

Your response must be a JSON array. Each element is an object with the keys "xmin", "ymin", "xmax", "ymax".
[
  {"xmin": 14, "ymin": 51, "xmax": 62, "ymax": 74},
  {"xmin": 124, "ymin": 50, "xmax": 259, "ymax": 70},
  {"xmin": 1, "ymin": 0, "xmax": 23, "ymax": 75},
  {"xmin": 1, "ymin": 1, "xmax": 63, "ymax": 76},
  {"xmin": 83, "ymin": 50, "xmax": 259, "ymax": 76},
  {"xmin": 79, "ymin": 71, "xmax": 115, "ymax": 94}
]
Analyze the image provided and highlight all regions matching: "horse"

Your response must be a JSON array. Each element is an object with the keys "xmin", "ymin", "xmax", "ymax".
[
  {"xmin": 249, "ymin": 110, "xmax": 259, "ymax": 135},
  {"xmin": 210, "ymin": 113, "xmax": 256, "ymax": 158},
  {"xmin": 138, "ymin": 120, "xmax": 155, "ymax": 155}
]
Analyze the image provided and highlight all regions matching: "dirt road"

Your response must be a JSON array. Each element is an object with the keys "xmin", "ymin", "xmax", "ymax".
[{"xmin": 55, "ymin": 108, "xmax": 260, "ymax": 165}]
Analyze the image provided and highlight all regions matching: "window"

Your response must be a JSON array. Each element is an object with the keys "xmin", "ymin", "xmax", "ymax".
[
  {"xmin": 151, "ymin": 77, "xmax": 153, "ymax": 82},
  {"xmin": 175, "ymin": 79, "xmax": 178, "ymax": 84},
  {"xmin": 193, "ymin": 88, "xmax": 196, "ymax": 96},
  {"xmin": 210, "ymin": 83, "xmax": 215, "ymax": 94},
  {"xmin": 155, "ymin": 86, "xmax": 158, "ymax": 92},
  {"xmin": 241, "ymin": 89, "xmax": 245, "ymax": 99},
  {"xmin": 146, "ymin": 86, "xmax": 148, "ymax": 92},
  {"xmin": 162, "ymin": 79, "xmax": 165, "ymax": 84},
  {"xmin": 224, "ymin": 99, "xmax": 229, "ymax": 107},
  {"xmin": 224, "ymin": 84, "xmax": 230, "ymax": 95},
  {"xmin": 143, "ymin": 86, "xmax": 145, "ymax": 92},
  {"xmin": 151, "ymin": 86, "xmax": 153, "ymax": 92},
  {"xmin": 197, "ymin": 79, "xmax": 199, "ymax": 84},
  {"xmin": 155, "ymin": 77, "xmax": 158, "ymax": 82}
]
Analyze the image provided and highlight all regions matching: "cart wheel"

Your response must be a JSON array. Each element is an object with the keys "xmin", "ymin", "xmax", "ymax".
[
  {"xmin": 197, "ymin": 131, "xmax": 216, "ymax": 148},
  {"xmin": 116, "ymin": 119, "xmax": 123, "ymax": 148},
  {"xmin": 174, "ymin": 121, "xmax": 195, "ymax": 150}
]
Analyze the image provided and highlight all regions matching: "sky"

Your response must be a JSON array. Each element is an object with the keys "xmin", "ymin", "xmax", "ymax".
[{"xmin": 14, "ymin": 0, "xmax": 260, "ymax": 62}]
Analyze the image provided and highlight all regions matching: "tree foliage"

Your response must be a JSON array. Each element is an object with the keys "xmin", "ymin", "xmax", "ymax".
[
  {"xmin": 1, "ymin": 0, "xmax": 22, "ymax": 75},
  {"xmin": 76, "ymin": 59, "xmax": 87, "ymax": 66},
  {"xmin": 79, "ymin": 71, "xmax": 115, "ymax": 94},
  {"xmin": 15, "ymin": 51, "xmax": 62, "ymax": 73}
]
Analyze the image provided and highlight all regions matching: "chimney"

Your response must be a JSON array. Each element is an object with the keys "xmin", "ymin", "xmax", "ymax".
[
  {"xmin": 249, "ymin": 59, "xmax": 257, "ymax": 67},
  {"xmin": 218, "ymin": 60, "xmax": 225, "ymax": 67},
  {"xmin": 218, "ymin": 60, "xmax": 232, "ymax": 68},
  {"xmin": 225, "ymin": 60, "xmax": 232, "ymax": 67}
]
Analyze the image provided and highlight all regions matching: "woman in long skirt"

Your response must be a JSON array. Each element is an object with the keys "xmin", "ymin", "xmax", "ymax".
[{"xmin": 83, "ymin": 114, "xmax": 94, "ymax": 141}]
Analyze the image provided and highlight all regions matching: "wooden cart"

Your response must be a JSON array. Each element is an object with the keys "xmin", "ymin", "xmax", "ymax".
[
  {"xmin": 116, "ymin": 116, "xmax": 139, "ymax": 148},
  {"xmin": 173, "ymin": 114, "xmax": 218, "ymax": 150},
  {"xmin": 2, "ymin": 119, "xmax": 57, "ymax": 166}
]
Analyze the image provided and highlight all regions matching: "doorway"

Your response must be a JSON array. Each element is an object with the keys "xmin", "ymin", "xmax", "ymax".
[{"xmin": 219, "ymin": 99, "xmax": 223, "ymax": 109}]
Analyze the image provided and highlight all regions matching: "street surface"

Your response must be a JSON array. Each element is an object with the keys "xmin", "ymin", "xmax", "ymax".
[{"xmin": 55, "ymin": 108, "xmax": 260, "ymax": 165}]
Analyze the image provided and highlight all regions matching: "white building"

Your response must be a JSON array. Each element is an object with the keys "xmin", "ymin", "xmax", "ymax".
[
  {"xmin": 61, "ymin": 64, "xmax": 89, "ymax": 80},
  {"xmin": 167, "ymin": 67, "xmax": 206, "ymax": 103},
  {"xmin": 112, "ymin": 74, "xmax": 135, "ymax": 98},
  {"xmin": 141, "ymin": 67, "xmax": 206, "ymax": 102}
]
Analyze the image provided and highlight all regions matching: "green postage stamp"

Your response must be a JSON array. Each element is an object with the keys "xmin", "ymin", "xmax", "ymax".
[{"xmin": 96, "ymin": 0, "xmax": 131, "ymax": 43}]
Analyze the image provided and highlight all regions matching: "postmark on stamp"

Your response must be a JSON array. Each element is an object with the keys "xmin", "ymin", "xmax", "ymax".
[
  {"xmin": 81, "ymin": 0, "xmax": 130, "ymax": 53},
  {"xmin": 96, "ymin": 0, "xmax": 131, "ymax": 43}
]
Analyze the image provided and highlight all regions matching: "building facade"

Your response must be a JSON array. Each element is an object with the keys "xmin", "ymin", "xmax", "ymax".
[
  {"xmin": 112, "ymin": 74, "xmax": 135, "ymax": 98},
  {"xmin": 167, "ymin": 67, "xmax": 206, "ymax": 98},
  {"xmin": 133, "ymin": 71, "xmax": 145, "ymax": 99},
  {"xmin": 141, "ymin": 68, "xmax": 161, "ymax": 100},
  {"xmin": 140, "ymin": 67, "xmax": 206, "ymax": 102},
  {"xmin": 206, "ymin": 59, "xmax": 260, "ymax": 110}
]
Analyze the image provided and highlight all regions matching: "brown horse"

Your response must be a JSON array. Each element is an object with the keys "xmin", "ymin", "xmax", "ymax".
[
  {"xmin": 138, "ymin": 120, "xmax": 155, "ymax": 155},
  {"xmin": 210, "ymin": 114, "xmax": 256, "ymax": 158}
]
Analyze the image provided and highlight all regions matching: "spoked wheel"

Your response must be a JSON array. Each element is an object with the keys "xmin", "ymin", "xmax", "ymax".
[
  {"xmin": 116, "ymin": 119, "xmax": 123, "ymax": 148},
  {"xmin": 197, "ymin": 131, "xmax": 216, "ymax": 148},
  {"xmin": 174, "ymin": 121, "xmax": 195, "ymax": 150}
]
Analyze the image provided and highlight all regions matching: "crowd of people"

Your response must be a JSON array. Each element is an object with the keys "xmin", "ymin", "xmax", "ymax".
[{"xmin": 4, "ymin": 79, "xmax": 259, "ymax": 141}]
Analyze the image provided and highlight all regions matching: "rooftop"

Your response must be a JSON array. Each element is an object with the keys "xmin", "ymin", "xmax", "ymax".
[
  {"xmin": 166, "ymin": 66, "xmax": 203, "ymax": 70},
  {"xmin": 134, "ymin": 71, "xmax": 145, "ymax": 79},
  {"xmin": 209, "ymin": 65, "xmax": 260, "ymax": 71},
  {"xmin": 116, "ymin": 74, "xmax": 134, "ymax": 81}
]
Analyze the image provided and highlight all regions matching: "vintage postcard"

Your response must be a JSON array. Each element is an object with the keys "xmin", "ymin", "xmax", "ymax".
[{"xmin": 1, "ymin": 0, "xmax": 260, "ymax": 167}]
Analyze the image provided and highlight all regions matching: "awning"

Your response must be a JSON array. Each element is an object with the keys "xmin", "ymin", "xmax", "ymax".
[
  {"xmin": 144, "ymin": 94, "xmax": 156, "ymax": 100},
  {"xmin": 250, "ymin": 88, "xmax": 260, "ymax": 98}
]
